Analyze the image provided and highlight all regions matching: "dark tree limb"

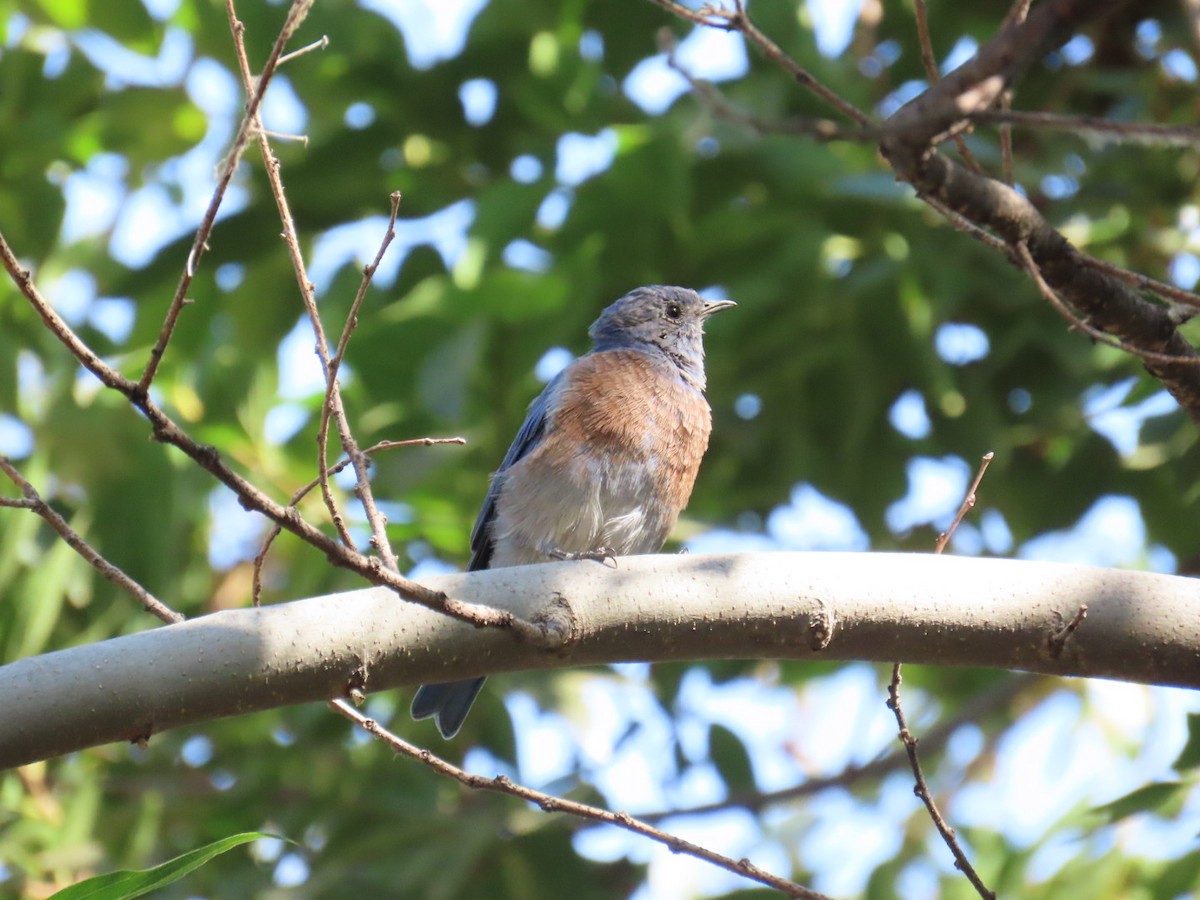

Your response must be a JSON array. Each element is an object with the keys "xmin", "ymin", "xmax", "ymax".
[{"xmin": 878, "ymin": 0, "xmax": 1200, "ymax": 423}]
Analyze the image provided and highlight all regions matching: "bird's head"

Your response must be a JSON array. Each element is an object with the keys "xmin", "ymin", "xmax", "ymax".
[{"xmin": 588, "ymin": 285, "xmax": 735, "ymax": 390}]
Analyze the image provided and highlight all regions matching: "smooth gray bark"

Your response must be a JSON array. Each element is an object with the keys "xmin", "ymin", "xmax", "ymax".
[{"xmin": 1, "ymin": 552, "xmax": 1197, "ymax": 770}]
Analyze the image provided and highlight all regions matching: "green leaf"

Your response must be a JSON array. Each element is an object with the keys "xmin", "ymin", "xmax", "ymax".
[
  {"xmin": 709, "ymin": 723, "xmax": 756, "ymax": 795},
  {"xmin": 49, "ymin": 832, "xmax": 278, "ymax": 900},
  {"xmin": 1091, "ymin": 783, "xmax": 1186, "ymax": 824},
  {"xmin": 1174, "ymin": 713, "xmax": 1200, "ymax": 772}
]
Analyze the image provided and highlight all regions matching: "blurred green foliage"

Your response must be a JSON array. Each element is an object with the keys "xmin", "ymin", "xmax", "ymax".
[{"xmin": 1, "ymin": 0, "xmax": 1198, "ymax": 897}]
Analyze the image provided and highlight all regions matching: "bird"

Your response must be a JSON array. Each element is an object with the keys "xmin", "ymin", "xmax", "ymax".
[{"xmin": 411, "ymin": 285, "xmax": 735, "ymax": 738}]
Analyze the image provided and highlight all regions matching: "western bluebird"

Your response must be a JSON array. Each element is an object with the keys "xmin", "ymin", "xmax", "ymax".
[{"xmin": 411, "ymin": 285, "xmax": 734, "ymax": 738}]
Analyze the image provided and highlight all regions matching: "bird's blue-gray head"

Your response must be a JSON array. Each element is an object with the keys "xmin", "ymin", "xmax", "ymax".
[{"xmin": 588, "ymin": 286, "xmax": 735, "ymax": 391}]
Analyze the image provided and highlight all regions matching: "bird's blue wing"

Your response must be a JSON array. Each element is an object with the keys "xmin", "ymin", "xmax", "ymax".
[{"xmin": 468, "ymin": 372, "xmax": 563, "ymax": 571}]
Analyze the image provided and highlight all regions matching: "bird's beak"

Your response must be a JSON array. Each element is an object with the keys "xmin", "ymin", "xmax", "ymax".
[{"xmin": 702, "ymin": 298, "xmax": 737, "ymax": 317}]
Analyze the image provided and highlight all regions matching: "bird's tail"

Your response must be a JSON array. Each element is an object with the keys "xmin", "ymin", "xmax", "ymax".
[{"xmin": 410, "ymin": 677, "xmax": 487, "ymax": 739}]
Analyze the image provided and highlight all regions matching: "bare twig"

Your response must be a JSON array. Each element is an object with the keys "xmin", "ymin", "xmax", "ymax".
[
  {"xmin": 260, "ymin": 129, "xmax": 310, "ymax": 145},
  {"xmin": 974, "ymin": 108, "xmax": 1200, "ymax": 146},
  {"xmin": 886, "ymin": 451, "xmax": 997, "ymax": 897},
  {"xmin": 934, "ymin": 452, "xmax": 995, "ymax": 554},
  {"xmin": 639, "ymin": 675, "xmax": 1029, "ymax": 823},
  {"xmin": 329, "ymin": 698, "xmax": 833, "ymax": 900},
  {"xmin": 0, "ymin": 457, "xmax": 183, "ymax": 624},
  {"xmin": 224, "ymin": 1, "xmax": 401, "ymax": 573},
  {"xmin": 251, "ymin": 436, "xmax": 465, "ymax": 605},
  {"xmin": 1014, "ymin": 242, "xmax": 1200, "ymax": 366},
  {"xmin": 0, "ymin": 229, "xmax": 535, "ymax": 637},
  {"xmin": 998, "ymin": 90, "xmax": 1015, "ymax": 185},
  {"xmin": 912, "ymin": 0, "xmax": 982, "ymax": 171},
  {"xmin": 912, "ymin": 0, "xmax": 939, "ymax": 86},
  {"xmin": 138, "ymin": 0, "xmax": 313, "ymax": 394},
  {"xmin": 1082, "ymin": 253, "xmax": 1200, "ymax": 312},
  {"xmin": 917, "ymin": 197, "xmax": 1200, "ymax": 335},
  {"xmin": 223, "ymin": 0, "xmax": 349, "ymax": 549},
  {"xmin": 917, "ymin": 194, "xmax": 1011, "ymax": 255},
  {"xmin": 1047, "ymin": 604, "xmax": 1089, "ymax": 656},
  {"xmin": 278, "ymin": 33, "xmax": 328, "ymax": 65},
  {"xmin": 659, "ymin": 30, "xmax": 855, "ymax": 141},
  {"xmin": 645, "ymin": 0, "xmax": 744, "ymax": 29},
  {"xmin": 876, "ymin": 0, "xmax": 1200, "ymax": 421},
  {"xmin": 648, "ymin": 0, "xmax": 872, "ymax": 126},
  {"xmin": 314, "ymin": 192, "xmax": 404, "ymax": 567},
  {"xmin": 676, "ymin": 99, "xmax": 1200, "ymax": 149},
  {"xmin": 999, "ymin": 0, "xmax": 1029, "ymax": 184},
  {"xmin": 888, "ymin": 666, "xmax": 996, "ymax": 900}
]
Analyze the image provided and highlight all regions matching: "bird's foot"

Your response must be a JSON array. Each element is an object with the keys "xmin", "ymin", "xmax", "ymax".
[{"xmin": 547, "ymin": 546, "xmax": 618, "ymax": 567}]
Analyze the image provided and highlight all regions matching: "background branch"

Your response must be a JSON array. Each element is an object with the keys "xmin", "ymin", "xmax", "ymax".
[
  {"xmin": 138, "ymin": 0, "xmax": 313, "ymax": 392},
  {"xmin": 638, "ymin": 675, "xmax": 1031, "ymax": 822},
  {"xmin": 330, "ymin": 699, "xmax": 830, "ymax": 899},
  {"xmin": 0, "ymin": 457, "xmax": 182, "ymax": 624},
  {"xmin": 224, "ymin": 0, "xmax": 401, "ymax": 568},
  {"xmin": 654, "ymin": 0, "xmax": 1200, "ymax": 421},
  {"xmin": 0, "ymin": 229, "xmax": 517, "ymax": 635}
]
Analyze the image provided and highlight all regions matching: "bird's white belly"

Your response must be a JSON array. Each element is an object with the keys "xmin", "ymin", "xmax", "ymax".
[{"xmin": 488, "ymin": 454, "xmax": 668, "ymax": 567}]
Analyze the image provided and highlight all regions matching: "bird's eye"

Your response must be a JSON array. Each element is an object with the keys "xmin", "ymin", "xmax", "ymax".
[{"xmin": 665, "ymin": 302, "xmax": 683, "ymax": 320}]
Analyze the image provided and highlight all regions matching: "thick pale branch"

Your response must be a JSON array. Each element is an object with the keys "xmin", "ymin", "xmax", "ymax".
[{"xmin": 1, "ymin": 553, "xmax": 1196, "ymax": 770}]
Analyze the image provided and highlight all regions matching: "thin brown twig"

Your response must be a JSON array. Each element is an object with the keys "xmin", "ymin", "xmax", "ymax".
[
  {"xmin": 999, "ymin": 90, "xmax": 1015, "ymax": 185},
  {"xmin": 887, "ymin": 453, "xmax": 997, "ymax": 898},
  {"xmin": 0, "ymin": 228, "xmax": 537, "ymax": 638},
  {"xmin": 639, "ymin": 674, "xmax": 1030, "ymax": 823},
  {"xmin": 330, "ymin": 193, "xmax": 403, "ymax": 376},
  {"xmin": 974, "ymin": 108, "xmax": 1200, "ymax": 146},
  {"xmin": 278, "ymin": 33, "xmax": 328, "ymax": 65},
  {"xmin": 329, "ymin": 698, "xmax": 833, "ymax": 900},
  {"xmin": 912, "ymin": 0, "xmax": 982, "ymax": 172},
  {"xmin": 0, "ymin": 456, "xmax": 183, "ymax": 624},
  {"xmin": 888, "ymin": 666, "xmax": 996, "ymax": 900},
  {"xmin": 653, "ymin": 37, "xmax": 1200, "ymax": 154},
  {"xmin": 997, "ymin": 0, "xmax": 1030, "ymax": 185},
  {"xmin": 260, "ymin": 129, "xmax": 309, "ymax": 145},
  {"xmin": 918, "ymin": 194, "xmax": 1200, "ymax": 332},
  {"xmin": 917, "ymin": 194, "xmax": 1200, "ymax": 352},
  {"xmin": 917, "ymin": 194, "xmax": 1012, "ymax": 255},
  {"xmin": 223, "ymin": 0, "xmax": 350, "ymax": 550},
  {"xmin": 1014, "ymin": 242, "xmax": 1200, "ymax": 366},
  {"xmin": 225, "ymin": 1, "xmax": 401, "ymax": 574},
  {"xmin": 1047, "ymin": 604, "xmax": 1089, "ymax": 657},
  {"xmin": 315, "ymin": 192, "xmax": 404, "ymax": 567},
  {"xmin": 1082, "ymin": 252, "xmax": 1200, "ymax": 312},
  {"xmin": 137, "ymin": 0, "xmax": 313, "ymax": 394},
  {"xmin": 646, "ymin": 0, "xmax": 743, "ymax": 29},
  {"xmin": 649, "ymin": 0, "xmax": 873, "ymax": 126},
  {"xmin": 659, "ymin": 29, "xmax": 854, "ymax": 141},
  {"xmin": 934, "ymin": 452, "xmax": 995, "ymax": 554},
  {"xmin": 749, "ymin": 104, "xmax": 1200, "ymax": 147},
  {"xmin": 251, "ymin": 436, "xmax": 466, "ymax": 605},
  {"xmin": 912, "ymin": 0, "xmax": 940, "ymax": 85}
]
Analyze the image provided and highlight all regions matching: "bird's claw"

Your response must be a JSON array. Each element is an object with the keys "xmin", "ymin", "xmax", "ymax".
[{"xmin": 548, "ymin": 546, "xmax": 618, "ymax": 567}]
